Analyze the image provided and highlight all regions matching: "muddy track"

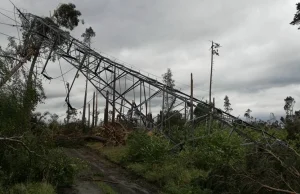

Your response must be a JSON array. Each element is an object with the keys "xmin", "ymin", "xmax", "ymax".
[{"xmin": 63, "ymin": 148, "xmax": 160, "ymax": 194}]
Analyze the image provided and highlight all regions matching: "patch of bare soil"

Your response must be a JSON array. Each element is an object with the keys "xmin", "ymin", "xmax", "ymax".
[{"xmin": 62, "ymin": 147, "xmax": 159, "ymax": 194}]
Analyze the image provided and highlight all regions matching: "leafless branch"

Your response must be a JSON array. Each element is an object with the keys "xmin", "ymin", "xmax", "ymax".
[
  {"xmin": 0, "ymin": 136, "xmax": 43, "ymax": 158},
  {"xmin": 229, "ymin": 163, "xmax": 298, "ymax": 194}
]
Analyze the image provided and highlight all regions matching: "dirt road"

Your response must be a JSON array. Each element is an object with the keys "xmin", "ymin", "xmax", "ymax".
[{"xmin": 62, "ymin": 148, "xmax": 159, "ymax": 194}]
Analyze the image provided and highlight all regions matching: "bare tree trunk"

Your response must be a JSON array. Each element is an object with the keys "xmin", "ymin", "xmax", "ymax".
[
  {"xmin": 82, "ymin": 78, "xmax": 88, "ymax": 127},
  {"xmin": 104, "ymin": 91, "xmax": 109, "ymax": 125},
  {"xmin": 0, "ymin": 57, "xmax": 28, "ymax": 88},
  {"xmin": 23, "ymin": 52, "xmax": 39, "ymax": 128},
  {"xmin": 67, "ymin": 106, "xmax": 70, "ymax": 124},
  {"xmin": 88, "ymin": 103, "xmax": 90, "ymax": 129},
  {"xmin": 95, "ymin": 92, "xmax": 98, "ymax": 126},
  {"xmin": 92, "ymin": 91, "xmax": 95, "ymax": 127}
]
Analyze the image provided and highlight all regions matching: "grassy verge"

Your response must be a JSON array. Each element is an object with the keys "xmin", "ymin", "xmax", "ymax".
[
  {"xmin": 86, "ymin": 140, "xmax": 205, "ymax": 194},
  {"xmin": 86, "ymin": 130, "xmax": 241, "ymax": 194},
  {"xmin": 7, "ymin": 182, "xmax": 55, "ymax": 194},
  {"xmin": 86, "ymin": 142, "xmax": 128, "ymax": 164},
  {"xmin": 94, "ymin": 182, "xmax": 117, "ymax": 194},
  {"xmin": 86, "ymin": 128, "xmax": 300, "ymax": 194}
]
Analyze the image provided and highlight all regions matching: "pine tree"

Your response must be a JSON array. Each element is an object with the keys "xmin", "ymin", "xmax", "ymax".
[
  {"xmin": 244, "ymin": 109, "xmax": 252, "ymax": 122},
  {"xmin": 224, "ymin": 95, "xmax": 233, "ymax": 113},
  {"xmin": 284, "ymin": 96, "xmax": 295, "ymax": 122},
  {"xmin": 162, "ymin": 68, "xmax": 175, "ymax": 112}
]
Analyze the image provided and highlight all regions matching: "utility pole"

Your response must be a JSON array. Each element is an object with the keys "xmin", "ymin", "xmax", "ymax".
[
  {"xmin": 208, "ymin": 41, "xmax": 221, "ymax": 133},
  {"xmin": 209, "ymin": 41, "xmax": 221, "ymax": 105}
]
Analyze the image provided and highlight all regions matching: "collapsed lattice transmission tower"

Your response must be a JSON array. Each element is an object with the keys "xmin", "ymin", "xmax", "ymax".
[{"xmin": 2, "ymin": 11, "xmax": 284, "ymax": 146}]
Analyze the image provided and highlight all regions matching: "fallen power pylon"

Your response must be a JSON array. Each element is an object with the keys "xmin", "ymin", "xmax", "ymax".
[{"xmin": 2, "ymin": 11, "xmax": 285, "ymax": 146}]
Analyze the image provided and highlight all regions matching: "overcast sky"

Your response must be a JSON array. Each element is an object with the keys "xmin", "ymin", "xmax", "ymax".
[{"xmin": 1, "ymin": 0, "xmax": 300, "ymax": 121}]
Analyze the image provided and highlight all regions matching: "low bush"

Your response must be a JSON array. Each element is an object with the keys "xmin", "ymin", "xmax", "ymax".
[
  {"xmin": 125, "ymin": 130, "xmax": 170, "ymax": 163},
  {"xmin": 122, "ymin": 128, "xmax": 300, "ymax": 194},
  {"xmin": 0, "ymin": 147, "xmax": 86, "ymax": 189},
  {"xmin": 8, "ymin": 182, "xmax": 55, "ymax": 194}
]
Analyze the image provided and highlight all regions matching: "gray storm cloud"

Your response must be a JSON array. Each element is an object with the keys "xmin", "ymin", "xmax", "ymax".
[{"xmin": 1, "ymin": 0, "xmax": 300, "ymax": 121}]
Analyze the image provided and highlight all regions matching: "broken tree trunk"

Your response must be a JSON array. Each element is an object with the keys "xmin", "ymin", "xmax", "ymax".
[
  {"xmin": 92, "ymin": 91, "xmax": 95, "ymax": 127},
  {"xmin": 104, "ymin": 91, "xmax": 109, "ymax": 125},
  {"xmin": 0, "ymin": 55, "xmax": 30, "ymax": 88},
  {"xmin": 23, "ymin": 52, "xmax": 39, "ymax": 128},
  {"xmin": 84, "ymin": 136, "xmax": 107, "ymax": 143},
  {"xmin": 82, "ymin": 77, "xmax": 88, "ymax": 129},
  {"xmin": 88, "ymin": 103, "xmax": 90, "ymax": 129},
  {"xmin": 95, "ymin": 92, "xmax": 98, "ymax": 126}
]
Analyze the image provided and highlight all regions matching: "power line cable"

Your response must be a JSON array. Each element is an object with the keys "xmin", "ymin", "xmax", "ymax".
[
  {"xmin": 0, "ymin": 21, "xmax": 21, "ymax": 27},
  {"xmin": 0, "ymin": 31, "xmax": 20, "ymax": 40},
  {"xmin": 58, "ymin": 59, "xmax": 68, "ymax": 94},
  {"xmin": 13, "ymin": 7, "xmax": 21, "ymax": 43},
  {"xmin": 0, "ymin": 7, "xmax": 14, "ymax": 14},
  {"xmin": 91, "ymin": 46, "xmax": 207, "ymax": 92},
  {"xmin": 0, "ymin": 10, "xmax": 21, "ymax": 24},
  {"xmin": 52, "ymin": 66, "xmax": 76, "ymax": 80}
]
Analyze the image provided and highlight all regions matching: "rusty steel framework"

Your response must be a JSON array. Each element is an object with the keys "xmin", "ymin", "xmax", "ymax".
[{"xmin": 10, "ymin": 12, "xmax": 285, "ymax": 146}]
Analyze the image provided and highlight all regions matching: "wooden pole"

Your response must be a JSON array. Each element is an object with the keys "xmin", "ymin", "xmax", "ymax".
[
  {"xmin": 209, "ymin": 41, "xmax": 214, "ymax": 106},
  {"xmin": 209, "ymin": 97, "xmax": 215, "ymax": 133},
  {"xmin": 208, "ymin": 41, "xmax": 213, "ymax": 134}
]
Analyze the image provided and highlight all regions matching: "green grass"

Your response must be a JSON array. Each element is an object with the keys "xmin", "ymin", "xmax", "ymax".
[
  {"xmin": 101, "ymin": 146, "xmax": 128, "ymax": 163},
  {"xmin": 8, "ymin": 182, "xmax": 55, "ymax": 194},
  {"xmin": 86, "ymin": 142, "xmax": 128, "ymax": 164},
  {"xmin": 95, "ymin": 181, "xmax": 118, "ymax": 194}
]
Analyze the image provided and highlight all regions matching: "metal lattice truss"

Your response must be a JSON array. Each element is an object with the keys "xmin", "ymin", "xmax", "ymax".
[{"xmin": 19, "ymin": 13, "xmax": 284, "ymax": 146}]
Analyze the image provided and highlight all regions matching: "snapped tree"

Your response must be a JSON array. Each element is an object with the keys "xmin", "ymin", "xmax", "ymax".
[
  {"xmin": 244, "ymin": 108, "xmax": 252, "ymax": 122},
  {"xmin": 224, "ymin": 95, "xmax": 233, "ymax": 113},
  {"xmin": 81, "ymin": 27, "xmax": 96, "ymax": 130},
  {"xmin": 162, "ymin": 68, "xmax": 175, "ymax": 112},
  {"xmin": 284, "ymin": 96, "xmax": 295, "ymax": 120},
  {"xmin": 19, "ymin": 3, "xmax": 82, "ymax": 128}
]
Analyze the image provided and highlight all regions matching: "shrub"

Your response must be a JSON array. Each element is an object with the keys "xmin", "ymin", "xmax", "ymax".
[
  {"xmin": 9, "ymin": 182, "xmax": 55, "ymax": 194},
  {"xmin": 34, "ymin": 149, "xmax": 87, "ymax": 187},
  {"xmin": 0, "ymin": 147, "xmax": 86, "ymax": 188},
  {"xmin": 125, "ymin": 130, "xmax": 170, "ymax": 163}
]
